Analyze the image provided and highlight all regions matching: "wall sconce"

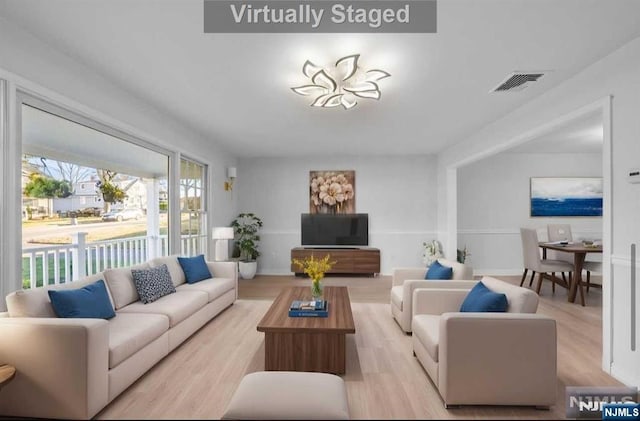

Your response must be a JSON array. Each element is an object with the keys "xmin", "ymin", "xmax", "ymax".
[{"xmin": 225, "ymin": 167, "xmax": 237, "ymax": 191}]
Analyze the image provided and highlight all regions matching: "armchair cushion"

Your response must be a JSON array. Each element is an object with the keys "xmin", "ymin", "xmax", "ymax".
[
  {"xmin": 412, "ymin": 314, "xmax": 440, "ymax": 361},
  {"xmin": 425, "ymin": 260, "xmax": 453, "ymax": 280},
  {"xmin": 390, "ymin": 286, "xmax": 403, "ymax": 310},
  {"xmin": 459, "ymin": 281, "xmax": 508, "ymax": 313}
]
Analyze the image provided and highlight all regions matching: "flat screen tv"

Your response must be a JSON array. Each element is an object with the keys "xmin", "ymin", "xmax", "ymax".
[{"xmin": 301, "ymin": 213, "xmax": 368, "ymax": 247}]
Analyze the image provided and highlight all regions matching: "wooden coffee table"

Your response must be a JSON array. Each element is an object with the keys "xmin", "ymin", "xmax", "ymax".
[{"xmin": 257, "ymin": 286, "xmax": 356, "ymax": 374}]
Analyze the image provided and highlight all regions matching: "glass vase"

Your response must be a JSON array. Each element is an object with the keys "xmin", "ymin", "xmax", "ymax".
[{"xmin": 311, "ymin": 279, "xmax": 323, "ymax": 300}]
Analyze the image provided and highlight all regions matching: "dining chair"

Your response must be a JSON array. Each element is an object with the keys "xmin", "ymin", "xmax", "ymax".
[
  {"xmin": 546, "ymin": 224, "xmax": 574, "ymax": 284},
  {"xmin": 520, "ymin": 228, "xmax": 575, "ymax": 294},
  {"xmin": 582, "ymin": 261, "xmax": 602, "ymax": 293},
  {"xmin": 547, "ymin": 224, "xmax": 573, "ymax": 242}
]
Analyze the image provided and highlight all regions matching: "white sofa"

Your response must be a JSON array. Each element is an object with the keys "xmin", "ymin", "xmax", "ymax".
[
  {"xmin": 411, "ymin": 276, "xmax": 557, "ymax": 408},
  {"xmin": 0, "ymin": 255, "xmax": 237, "ymax": 419},
  {"xmin": 390, "ymin": 259, "xmax": 474, "ymax": 332}
]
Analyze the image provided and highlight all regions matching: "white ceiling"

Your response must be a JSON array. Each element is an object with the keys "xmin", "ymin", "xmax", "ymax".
[
  {"xmin": 1, "ymin": 0, "xmax": 639, "ymax": 157},
  {"xmin": 507, "ymin": 111, "xmax": 603, "ymax": 154}
]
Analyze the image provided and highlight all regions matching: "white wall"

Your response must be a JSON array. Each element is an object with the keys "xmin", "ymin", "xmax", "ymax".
[
  {"xmin": 458, "ymin": 152, "xmax": 602, "ymax": 274},
  {"xmin": 236, "ymin": 155, "xmax": 438, "ymax": 275},
  {"xmin": 0, "ymin": 16, "xmax": 238, "ymax": 306},
  {"xmin": 438, "ymin": 35, "xmax": 640, "ymax": 385}
]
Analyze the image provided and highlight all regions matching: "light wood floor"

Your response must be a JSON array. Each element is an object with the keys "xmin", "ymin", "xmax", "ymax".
[{"xmin": 97, "ymin": 274, "xmax": 620, "ymax": 420}]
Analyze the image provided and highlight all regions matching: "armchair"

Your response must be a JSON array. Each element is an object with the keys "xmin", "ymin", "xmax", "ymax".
[
  {"xmin": 411, "ymin": 276, "xmax": 557, "ymax": 408},
  {"xmin": 390, "ymin": 259, "xmax": 473, "ymax": 332}
]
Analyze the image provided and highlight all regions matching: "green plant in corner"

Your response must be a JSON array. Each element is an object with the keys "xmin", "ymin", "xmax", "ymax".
[{"xmin": 231, "ymin": 213, "xmax": 263, "ymax": 262}]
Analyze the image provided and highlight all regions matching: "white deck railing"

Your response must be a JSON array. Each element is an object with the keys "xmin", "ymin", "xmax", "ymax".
[{"xmin": 22, "ymin": 232, "xmax": 208, "ymax": 289}]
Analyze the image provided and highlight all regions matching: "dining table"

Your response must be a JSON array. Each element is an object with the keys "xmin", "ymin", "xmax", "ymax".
[{"xmin": 538, "ymin": 241, "xmax": 603, "ymax": 306}]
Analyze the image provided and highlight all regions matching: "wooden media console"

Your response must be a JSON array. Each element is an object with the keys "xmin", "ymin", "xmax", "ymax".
[{"xmin": 290, "ymin": 247, "xmax": 380, "ymax": 276}]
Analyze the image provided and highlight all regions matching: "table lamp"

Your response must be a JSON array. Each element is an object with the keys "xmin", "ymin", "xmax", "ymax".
[{"xmin": 212, "ymin": 227, "xmax": 235, "ymax": 261}]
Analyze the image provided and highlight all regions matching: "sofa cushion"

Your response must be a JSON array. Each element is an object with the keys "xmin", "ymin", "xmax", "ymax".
[
  {"xmin": 176, "ymin": 277, "xmax": 235, "ymax": 302},
  {"xmin": 132, "ymin": 265, "xmax": 176, "ymax": 304},
  {"xmin": 104, "ymin": 263, "xmax": 150, "ymax": 310},
  {"xmin": 177, "ymin": 255, "xmax": 212, "ymax": 284},
  {"xmin": 390, "ymin": 286, "xmax": 403, "ymax": 310},
  {"xmin": 48, "ymin": 280, "xmax": 116, "ymax": 319},
  {"xmin": 150, "ymin": 255, "xmax": 186, "ymax": 287},
  {"xmin": 108, "ymin": 313, "xmax": 169, "ymax": 368},
  {"xmin": 6, "ymin": 273, "xmax": 110, "ymax": 318},
  {"xmin": 412, "ymin": 314, "xmax": 440, "ymax": 362},
  {"xmin": 425, "ymin": 260, "xmax": 453, "ymax": 280},
  {"xmin": 117, "ymin": 290, "xmax": 208, "ymax": 327},
  {"xmin": 460, "ymin": 281, "xmax": 508, "ymax": 313}
]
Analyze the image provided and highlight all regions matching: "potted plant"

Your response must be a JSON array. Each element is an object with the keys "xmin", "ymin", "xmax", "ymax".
[
  {"xmin": 422, "ymin": 239, "xmax": 443, "ymax": 266},
  {"xmin": 231, "ymin": 212, "xmax": 263, "ymax": 279}
]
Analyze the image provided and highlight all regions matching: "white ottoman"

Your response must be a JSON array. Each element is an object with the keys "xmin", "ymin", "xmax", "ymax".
[{"xmin": 222, "ymin": 371, "xmax": 350, "ymax": 420}]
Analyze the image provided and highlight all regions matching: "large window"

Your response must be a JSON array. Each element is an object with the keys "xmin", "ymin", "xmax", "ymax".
[
  {"xmin": 180, "ymin": 157, "xmax": 208, "ymax": 256},
  {"xmin": 20, "ymin": 102, "xmax": 170, "ymax": 288}
]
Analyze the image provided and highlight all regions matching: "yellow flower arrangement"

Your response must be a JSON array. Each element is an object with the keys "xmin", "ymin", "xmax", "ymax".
[{"xmin": 292, "ymin": 254, "xmax": 336, "ymax": 299}]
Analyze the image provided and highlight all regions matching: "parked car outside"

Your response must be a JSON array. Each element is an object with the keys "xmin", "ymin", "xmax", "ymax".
[
  {"xmin": 101, "ymin": 208, "xmax": 144, "ymax": 222},
  {"xmin": 77, "ymin": 207, "xmax": 102, "ymax": 217}
]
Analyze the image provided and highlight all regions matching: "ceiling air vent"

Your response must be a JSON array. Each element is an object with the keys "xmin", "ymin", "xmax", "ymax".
[{"xmin": 491, "ymin": 71, "xmax": 548, "ymax": 93}]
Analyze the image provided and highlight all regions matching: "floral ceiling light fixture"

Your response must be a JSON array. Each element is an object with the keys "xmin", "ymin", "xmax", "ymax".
[{"xmin": 291, "ymin": 54, "xmax": 390, "ymax": 110}]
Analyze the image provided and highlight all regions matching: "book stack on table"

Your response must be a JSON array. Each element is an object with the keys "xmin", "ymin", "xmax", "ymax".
[{"xmin": 288, "ymin": 299, "xmax": 329, "ymax": 317}]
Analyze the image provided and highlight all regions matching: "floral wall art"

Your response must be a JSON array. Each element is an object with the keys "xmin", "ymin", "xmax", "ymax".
[{"xmin": 309, "ymin": 171, "xmax": 355, "ymax": 214}]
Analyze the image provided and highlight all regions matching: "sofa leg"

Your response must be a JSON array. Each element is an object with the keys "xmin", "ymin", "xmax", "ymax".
[{"xmin": 412, "ymin": 350, "xmax": 416, "ymax": 357}]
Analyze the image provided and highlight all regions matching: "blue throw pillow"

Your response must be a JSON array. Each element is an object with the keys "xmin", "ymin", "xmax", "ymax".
[
  {"xmin": 425, "ymin": 260, "xmax": 453, "ymax": 280},
  {"xmin": 48, "ymin": 280, "xmax": 116, "ymax": 319},
  {"xmin": 460, "ymin": 281, "xmax": 508, "ymax": 312},
  {"xmin": 177, "ymin": 255, "xmax": 212, "ymax": 284}
]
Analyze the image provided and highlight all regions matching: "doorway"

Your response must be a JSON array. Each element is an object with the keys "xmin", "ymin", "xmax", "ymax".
[{"xmin": 446, "ymin": 97, "xmax": 613, "ymax": 372}]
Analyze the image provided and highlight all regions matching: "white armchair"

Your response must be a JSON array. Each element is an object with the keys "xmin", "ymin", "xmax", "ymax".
[
  {"xmin": 390, "ymin": 258, "xmax": 473, "ymax": 333},
  {"xmin": 411, "ymin": 276, "xmax": 557, "ymax": 408}
]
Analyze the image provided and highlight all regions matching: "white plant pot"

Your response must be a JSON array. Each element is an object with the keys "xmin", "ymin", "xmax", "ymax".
[{"xmin": 239, "ymin": 261, "xmax": 258, "ymax": 279}]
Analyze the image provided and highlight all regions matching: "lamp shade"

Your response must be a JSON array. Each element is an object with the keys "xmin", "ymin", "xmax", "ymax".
[
  {"xmin": 212, "ymin": 227, "xmax": 234, "ymax": 240},
  {"xmin": 227, "ymin": 167, "xmax": 237, "ymax": 179}
]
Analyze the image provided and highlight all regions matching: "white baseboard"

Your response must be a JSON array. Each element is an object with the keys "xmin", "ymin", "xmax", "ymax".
[
  {"xmin": 473, "ymin": 269, "xmax": 524, "ymax": 276},
  {"xmin": 256, "ymin": 270, "xmax": 293, "ymax": 276},
  {"xmin": 256, "ymin": 270, "xmax": 392, "ymax": 277}
]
